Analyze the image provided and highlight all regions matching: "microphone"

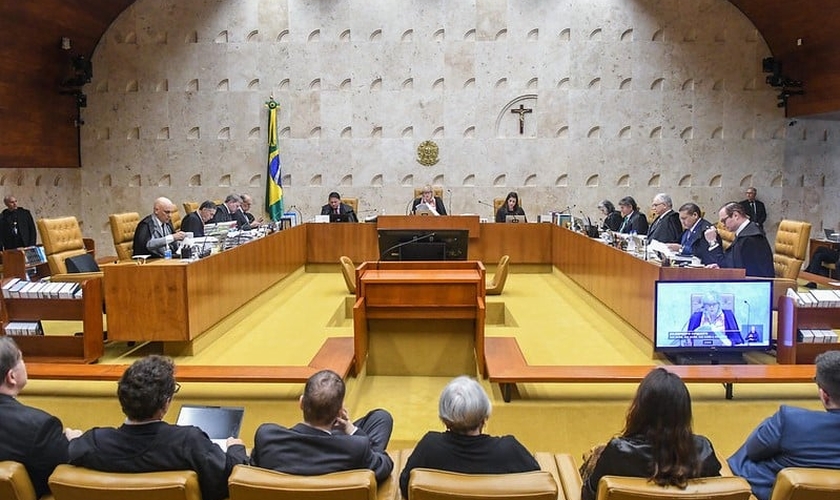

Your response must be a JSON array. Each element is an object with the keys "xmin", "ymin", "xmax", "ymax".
[
  {"xmin": 478, "ymin": 200, "xmax": 495, "ymax": 209},
  {"xmin": 379, "ymin": 232, "xmax": 436, "ymax": 260},
  {"xmin": 557, "ymin": 204, "xmax": 575, "ymax": 214},
  {"xmin": 447, "ymin": 189, "xmax": 453, "ymax": 214}
]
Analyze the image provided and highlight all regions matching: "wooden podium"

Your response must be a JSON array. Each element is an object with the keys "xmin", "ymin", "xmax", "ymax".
[{"xmin": 352, "ymin": 260, "xmax": 486, "ymax": 376}]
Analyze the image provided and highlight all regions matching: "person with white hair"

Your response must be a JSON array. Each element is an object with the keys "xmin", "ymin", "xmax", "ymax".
[
  {"xmin": 647, "ymin": 193, "xmax": 682, "ymax": 244},
  {"xmin": 398, "ymin": 376, "xmax": 539, "ymax": 498}
]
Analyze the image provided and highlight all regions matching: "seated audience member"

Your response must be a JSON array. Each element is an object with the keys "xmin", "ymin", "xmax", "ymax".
[
  {"xmin": 703, "ymin": 202, "xmax": 774, "ymax": 278},
  {"xmin": 598, "ymin": 200, "xmax": 623, "ymax": 232},
  {"xmin": 133, "ymin": 197, "xmax": 186, "ymax": 257},
  {"xmin": 180, "ymin": 200, "xmax": 216, "ymax": 238},
  {"xmin": 0, "ymin": 337, "xmax": 81, "ymax": 498},
  {"xmin": 803, "ymin": 246, "xmax": 839, "ymax": 288},
  {"xmin": 239, "ymin": 194, "xmax": 264, "ymax": 228},
  {"xmin": 495, "ymin": 191, "xmax": 527, "ymax": 222},
  {"xmin": 666, "ymin": 203, "xmax": 718, "ymax": 264},
  {"xmin": 212, "ymin": 194, "xmax": 243, "ymax": 224},
  {"xmin": 399, "ymin": 376, "xmax": 539, "ymax": 498},
  {"xmin": 728, "ymin": 351, "xmax": 840, "ymax": 500},
  {"xmin": 686, "ymin": 292, "xmax": 743, "ymax": 345},
  {"xmin": 412, "ymin": 185, "xmax": 447, "ymax": 216},
  {"xmin": 69, "ymin": 355, "xmax": 248, "ymax": 500},
  {"xmin": 251, "ymin": 369, "xmax": 393, "ymax": 483},
  {"xmin": 320, "ymin": 192, "xmax": 358, "ymax": 222},
  {"xmin": 581, "ymin": 368, "xmax": 720, "ymax": 500},
  {"xmin": 646, "ymin": 193, "xmax": 682, "ymax": 243},
  {"xmin": 0, "ymin": 195, "xmax": 37, "ymax": 250},
  {"xmin": 616, "ymin": 196, "xmax": 648, "ymax": 234}
]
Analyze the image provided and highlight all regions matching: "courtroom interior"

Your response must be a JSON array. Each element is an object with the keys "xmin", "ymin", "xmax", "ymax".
[{"xmin": 3, "ymin": 0, "xmax": 840, "ymax": 499}]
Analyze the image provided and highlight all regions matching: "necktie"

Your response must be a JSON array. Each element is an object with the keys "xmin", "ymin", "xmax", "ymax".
[
  {"xmin": 619, "ymin": 217, "xmax": 628, "ymax": 232},
  {"xmin": 751, "ymin": 202, "xmax": 756, "ymax": 215},
  {"xmin": 680, "ymin": 230, "xmax": 690, "ymax": 250},
  {"xmin": 334, "ymin": 208, "xmax": 339, "ymax": 214}
]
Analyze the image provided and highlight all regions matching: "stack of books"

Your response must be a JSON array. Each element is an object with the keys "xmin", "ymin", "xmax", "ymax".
[
  {"xmin": 786, "ymin": 288, "xmax": 840, "ymax": 307},
  {"xmin": 798, "ymin": 329, "xmax": 839, "ymax": 343},
  {"xmin": 4, "ymin": 320, "xmax": 44, "ymax": 336},
  {"xmin": 1, "ymin": 278, "xmax": 83, "ymax": 300}
]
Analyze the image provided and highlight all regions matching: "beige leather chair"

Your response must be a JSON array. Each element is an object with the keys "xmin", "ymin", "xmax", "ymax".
[
  {"xmin": 340, "ymin": 255, "xmax": 357, "ymax": 294},
  {"xmin": 408, "ymin": 468, "xmax": 558, "ymax": 500},
  {"xmin": 0, "ymin": 461, "xmax": 37, "ymax": 500},
  {"xmin": 49, "ymin": 464, "xmax": 201, "ymax": 500},
  {"xmin": 414, "ymin": 187, "xmax": 444, "ymax": 199},
  {"xmin": 716, "ymin": 222, "xmax": 736, "ymax": 250},
  {"xmin": 228, "ymin": 465, "xmax": 377, "ymax": 500},
  {"xmin": 183, "ymin": 201, "xmax": 199, "ymax": 214},
  {"xmin": 36, "ymin": 217, "xmax": 101, "ymax": 281},
  {"xmin": 593, "ymin": 475, "xmax": 752, "ymax": 500},
  {"xmin": 769, "ymin": 467, "xmax": 840, "ymax": 500},
  {"xmin": 343, "ymin": 198, "xmax": 359, "ymax": 213},
  {"xmin": 773, "ymin": 220, "xmax": 811, "ymax": 279},
  {"xmin": 170, "ymin": 208, "xmax": 183, "ymax": 231},
  {"xmin": 108, "ymin": 212, "xmax": 140, "ymax": 261},
  {"xmin": 486, "ymin": 255, "xmax": 510, "ymax": 295}
]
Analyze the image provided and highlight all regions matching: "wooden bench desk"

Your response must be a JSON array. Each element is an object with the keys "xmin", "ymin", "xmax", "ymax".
[{"xmin": 485, "ymin": 337, "xmax": 815, "ymax": 402}]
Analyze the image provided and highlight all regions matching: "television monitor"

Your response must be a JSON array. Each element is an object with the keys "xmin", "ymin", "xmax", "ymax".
[
  {"xmin": 377, "ymin": 229, "xmax": 468, "ymax": 261},
  {"xmin": 654, "ymin": 279, "xmax": 772, "ymax": 364}
]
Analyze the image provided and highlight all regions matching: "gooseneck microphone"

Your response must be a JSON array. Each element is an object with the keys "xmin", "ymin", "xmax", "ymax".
[
  {"xmin": 557, "ymin": 204, "xmax": 575, "ymax": 214},
  {"xmin": 447, "ymin": 189, "xmax": 453, "ymax": 214},
  {"xmin": 379, "ymin": 232, "xmax": 436, "ymax": 260}
]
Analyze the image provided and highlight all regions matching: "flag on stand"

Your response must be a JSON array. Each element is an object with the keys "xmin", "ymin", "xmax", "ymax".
[{"xmin": 265, "ymin": 98, "xmax": 284, "ymax": 221}]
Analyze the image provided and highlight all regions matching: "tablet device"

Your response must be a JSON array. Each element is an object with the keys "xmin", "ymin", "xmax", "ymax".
[{"xmin": 176, "ymin": 404, "xmax": 244, "ymax": 451}]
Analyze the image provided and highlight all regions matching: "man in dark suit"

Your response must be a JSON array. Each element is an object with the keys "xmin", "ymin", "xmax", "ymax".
[
  {"xmin": 133, "ymin": 197, "xmax": 186, "ymax": 257},
  {"xmin": 0, "ymin": 195, "xmax": 36, "ymax": 250},
  {"xmin": 320, "ymin": 192, "xmax": 358, "ymax": 222},
  {"xmin": 646, "ymin": 193, "xmax": 682, "ymax": 243},
  {"xmin": 616, "ymin": 196, "xmax": 648, "ymax": 234},
  {"xmin": 181, "ymin": 200, "xmax": 216, "ymax": 238},
  {"xmin": 0, "ymin": 337, "xmax": 81, "ymax": 498},
  {"xmin": 728, "ymin": 350, "xmax": 840, "ymax": 500},
  {"xmin": 212, "ymin": 194, "xmax": 244, "ymax": 226},
  {"xmin": 668, "ymin": 202, "xmax": 719, "ymax": 264},
  {"xmin": 69, "ymin": 355, "xmax": 248, "ymax": 500},
  {"xmin": 740, "ymin": 187, "xmax": 767, "ymax": 233},
  {"xmin": 251, "ymin": 369, "xmax": 393, "ymax": 483},
  {"xmin": 703, "ymin": 202, "xmax": 774, "ymax": 277}
]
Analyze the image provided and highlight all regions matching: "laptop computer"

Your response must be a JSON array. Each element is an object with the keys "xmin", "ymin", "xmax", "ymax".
[
  {"xmin": 505, "ymin": 215, "xmax": 524, "ymax": 223},
  {"xmin": 824, "ymin": 228, "xmax": 840, "ymax": 241},
  {"xmin": 176, "ymin": 404, "xmax": 244, "ymax": 450},
  {"xmin": 330, "ymin": 212, "xmax": 352, "ymax": 223}
]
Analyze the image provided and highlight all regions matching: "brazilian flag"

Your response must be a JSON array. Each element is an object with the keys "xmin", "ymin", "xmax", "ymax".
[{"xmin": 265, "ymin": 98, "xmax": 284, "ymax": 221}]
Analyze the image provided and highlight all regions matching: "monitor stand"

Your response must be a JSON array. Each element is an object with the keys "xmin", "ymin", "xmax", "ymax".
[{"xmin": 669, "ymin": 352, "xmax": 747, "ymax": 365}]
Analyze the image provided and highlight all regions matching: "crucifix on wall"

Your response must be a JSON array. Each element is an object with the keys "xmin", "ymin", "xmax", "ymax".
[{"xmin": 510, "ymin": 104, "xmax": 533, "ymax": 134}]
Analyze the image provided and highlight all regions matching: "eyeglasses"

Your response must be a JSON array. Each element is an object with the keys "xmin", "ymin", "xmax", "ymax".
[{"xmin": 720, "ymin": 215, "xmax": 731, "ymax": 224}]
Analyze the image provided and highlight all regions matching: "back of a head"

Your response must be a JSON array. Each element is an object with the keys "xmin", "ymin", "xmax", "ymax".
[
  {"xmin": 623, "ymin": 368, "xmax": 698, "ymax": 486},
  {"xmin": 816, "ymin": 351, "xmax": 840, "ymax": 405},
  {"xmin": 438, "ymin": 376, "xmax": 491, "ymax": 434},
  {"xmin": 118, "ymin": 355, "xmax": 177, "ymax": 421},
  {"xmin": 0, "ymin": 337, "xmax": 22, "ymax": 385},
  {"xmin": 302, "ymin": 370, "xmax": 345, "ymax": 426}
]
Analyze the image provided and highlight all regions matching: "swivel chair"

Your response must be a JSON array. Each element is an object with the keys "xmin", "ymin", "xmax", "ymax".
[
  {"xmin": 769, "ymin": 467, "xmax": 840, "ymax": 500},
  {"xmin": 407, "ymin": 468, "xmax": 558, "ymax": 500},
  {"xmin": 49, "ymin": 464, "xmax": 201, "ymax": 500},
  {"xmin": 108, "ymin": 212, "xmax": 140, "ymax": 262},
  {"xmin": 0, "ymin": 461, "xmax": 37, "ymax": 500},
  {"xmin": 228, "ymin": 465, "xmax": 377, "ymax": 500},
  {"xmin": 486, "ymin": 255, "xmax": 510, "ymax": 295}
]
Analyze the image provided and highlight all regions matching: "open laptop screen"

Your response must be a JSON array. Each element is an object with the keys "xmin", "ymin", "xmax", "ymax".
[{"xmin": 176, "ymin": 405, "xmax": 244, "ymax": 449}]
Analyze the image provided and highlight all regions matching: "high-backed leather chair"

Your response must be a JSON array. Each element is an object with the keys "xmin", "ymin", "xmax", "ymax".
[
  {"xmin": 773, "ymin": 220, "xmax": 811, "ymax": 279},
  {"xmin": 340, "ymin": 255, "xmax": 357, "ymax": 294},
  {"xmin": 0, "ymin": 461, "xmax": 37, "ymax": 500},
  {"xmin": 769, "ymin": 467, "xmax": 840, "ymax": 500},
  {"xmin": 716, "ymin": 222, "xmax": 736, "ymax": 250},
  {"xmin": 487, "ymin": 255, "xmax": 510, "ymax": 295},
  {"xmin": 414, "ymin": 187, "xmax": 444, "ymax": 199},
  {"xmin": 49, "ymin": 464, "xmax": 201, "ymax": 500},
  {"xmin": 408, "ymin": 468, "xmax": 558, "ymax": 500},
  {"xmin": 36, "ymin": 217, "xmax": 101, "ymax": 281},
  {"xmin": 343, "ymin": 198, "xmax": 359, "ymax": 213},
  {"xmin": 593, "ymin": 475, "xmax": 752, "ymax": 500},
  {"xmin": 108, "ymin": 212, "xmax": 140, "ymax": 261},
  {"xmin": 170, "ymin": 208, "xmax": 183, "ymax": 231},
  {"xmin": 183, "ymin": 201, "xmax": 199, "ymax": 214},
  {"xmin": 228, "ymin": 465, "xmax": 377, "ymax": 500}
]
